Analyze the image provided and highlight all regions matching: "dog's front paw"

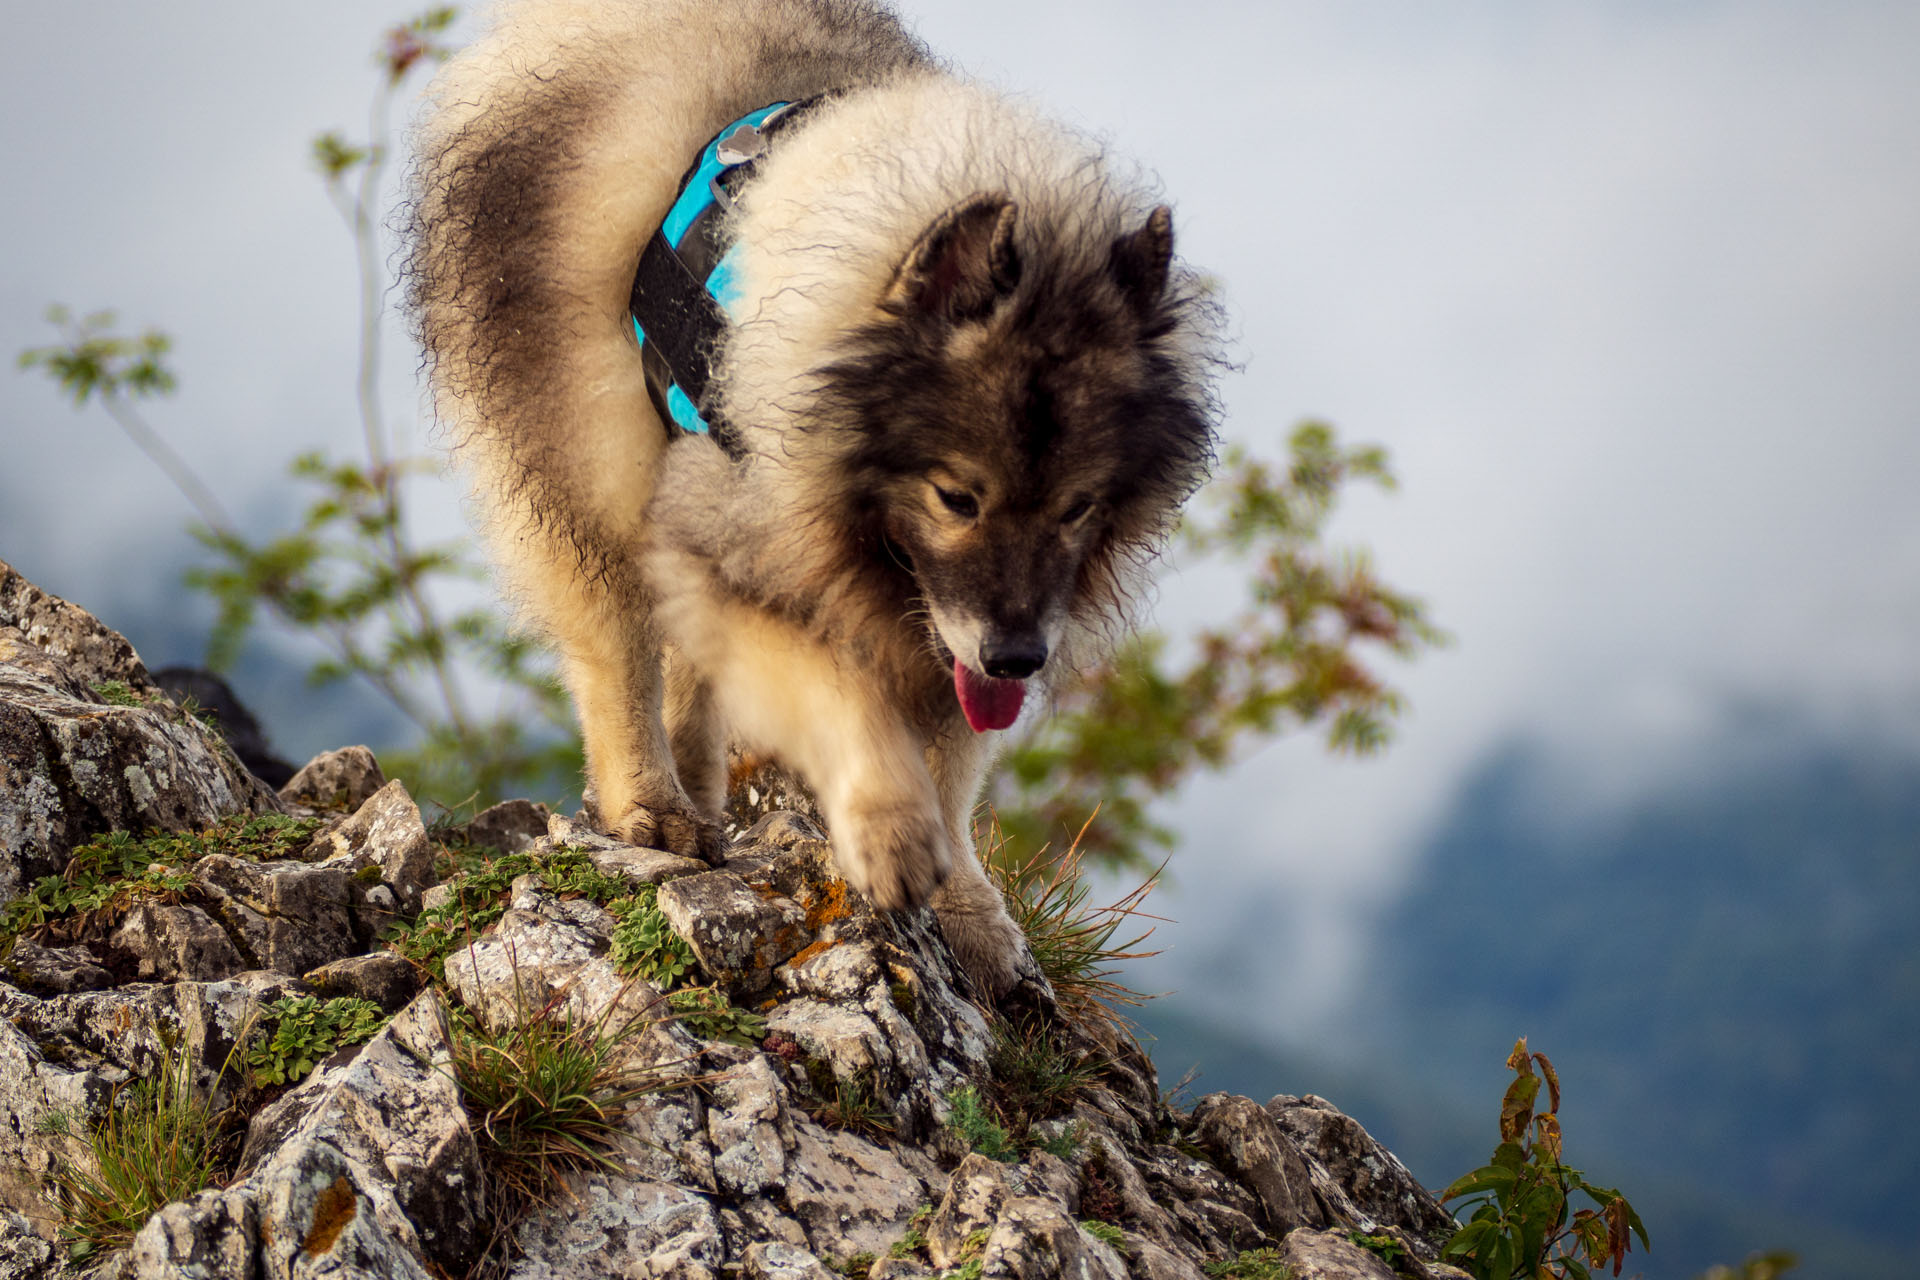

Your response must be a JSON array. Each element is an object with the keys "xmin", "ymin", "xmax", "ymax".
[
  {"xmin": 834, "ymin": 804, "xmax": 954, "ymax": 910},
  {"xmin": 933, "ymin": 879, "xmax": 1050, "ymax": 1004},
  {"xmin": 608, "ymin": 803, "xmax": 729, "ymax": 865}
]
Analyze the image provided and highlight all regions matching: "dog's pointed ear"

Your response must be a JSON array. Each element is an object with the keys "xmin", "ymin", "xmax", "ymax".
[
  {"xmin": 1109, "ymin": 204, "xmax": 1174, "ymax": 312},
  {"xmin": 882, "ymin": 194, "xmax": 1022, "ymax": 320}
]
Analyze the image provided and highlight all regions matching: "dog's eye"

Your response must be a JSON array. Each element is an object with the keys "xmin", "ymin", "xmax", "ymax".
[
  {"xmin": 937, "ymin": 487, "xmax": 979, "ymax": 518},
  {"xmin": 1060, "ymin": 498, "xmax": 1093, "ymax": 525}
]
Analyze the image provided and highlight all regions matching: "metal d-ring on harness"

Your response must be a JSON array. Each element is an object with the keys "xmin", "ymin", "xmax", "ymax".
[{"xmin": 628, "ymin": 97, "xmax": 824, "ymax": 458}]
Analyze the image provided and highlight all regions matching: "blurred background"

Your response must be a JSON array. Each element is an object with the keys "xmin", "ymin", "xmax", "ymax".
[{"xmin": 3, "ymin": 3, "xmax": 1915, "ymax": 1276}]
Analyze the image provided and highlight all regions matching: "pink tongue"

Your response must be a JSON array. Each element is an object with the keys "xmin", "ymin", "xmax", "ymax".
[{"xmin": 954, "ymin": 659, "xmax": 1026, "ymax": 732}]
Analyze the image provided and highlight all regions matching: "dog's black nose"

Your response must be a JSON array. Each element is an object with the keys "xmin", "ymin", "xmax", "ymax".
[{"xmin": 981, "ymin": 635, "xmax": 1047, "ymax": 680}]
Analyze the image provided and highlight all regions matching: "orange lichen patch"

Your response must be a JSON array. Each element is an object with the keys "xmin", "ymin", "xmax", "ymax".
[
  {"xmin": 727, "ymin": 750, "xmax": 773, "ymax": 791},
  {"xmin": 787, "ymin": 938, "xmax": 842, "ymax": 970},
  {"xmin": 803, "ymin": 880, "xmax": 852, "ymax": 931},
  {"xmin": 301, "ymin": 1176, "xmax": 357, "ymax": 1256}
]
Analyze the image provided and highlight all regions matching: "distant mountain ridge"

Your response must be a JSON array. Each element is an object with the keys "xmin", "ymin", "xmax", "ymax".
[{"xmin": 1348, "ymin": 727, "xmax": 1920, "ymax": 1278}]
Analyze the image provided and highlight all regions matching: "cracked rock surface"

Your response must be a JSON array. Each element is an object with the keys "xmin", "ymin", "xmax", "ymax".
[{"xmin": 0, "ymin": 564, "xmax": 1470, "ymax": 1280}]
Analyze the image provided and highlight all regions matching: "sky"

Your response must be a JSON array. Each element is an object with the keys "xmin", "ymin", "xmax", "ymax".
[{"xmin": 4, "ymin": 2, "xmax": 1918, "ymax": 1045}]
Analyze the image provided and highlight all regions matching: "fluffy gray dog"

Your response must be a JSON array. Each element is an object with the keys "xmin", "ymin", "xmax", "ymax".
[{"xmin": 407, "ymin": 0, "xmax": 1220, "ymax": 996}]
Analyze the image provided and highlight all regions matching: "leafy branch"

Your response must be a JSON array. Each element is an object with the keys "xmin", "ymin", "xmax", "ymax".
[
  {"xmin": 1440, "ymin": 1038, "xmax": 1650, "ymax": 1280},
  {"xmin": 991, "ymin": 420, "xmax": 1447, "ymax": 872},
  {"xmin": 18, "ymin": 9, "xmax": 579, "ymax": 812}
]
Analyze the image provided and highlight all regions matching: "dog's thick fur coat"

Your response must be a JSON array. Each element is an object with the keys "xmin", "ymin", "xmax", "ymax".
[{"xmin": 408, "ymin": 0, "xmax": 1219, "ymax": 996}]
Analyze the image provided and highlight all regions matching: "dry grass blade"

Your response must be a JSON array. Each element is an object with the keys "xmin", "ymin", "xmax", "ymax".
[
  {"xmin": 984, "ymin": 809, "xmax": 1168, "ymax": 1038},
  {"xmin": 47, "ymin": 1038, "xmax": 230, "ymax": 1263},
  {"xmin": 448, "ymin": 985, "xmax": 673, "ymax": 1215}
]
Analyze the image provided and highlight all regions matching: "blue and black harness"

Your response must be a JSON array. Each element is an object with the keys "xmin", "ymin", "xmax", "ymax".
[{"xmin": 628, "ymin": 98, "xmax": 822, "ymax": 457}]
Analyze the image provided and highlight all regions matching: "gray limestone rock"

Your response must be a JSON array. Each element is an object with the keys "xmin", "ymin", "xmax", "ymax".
[
  {"xmin": 1277, "ymin": 1227, "xmax": 1403, "ymax": 1280},
  {"xmin": 277, "ymin": 746, "xmax": 386, "ymax": 815},
  {"xmin": 655, "ymin": 869, "xmax": 808, "ymax": 993},
  {"xmin": 0, "ymin": 1208, "xmax": 69, "ymax": 1280},
  {"xmin": 0, "ymin": 558, "xmax": 281, "ymax": 902},
  {"xmin": 1190, "ymin": 1092, "xmax": 1330, "ymax": 1238},
  {"xmin": 1266, "ymin": 1094, "xmax": 1458, "ymax": 1255},
  {"xmin": 1, "ymin": 938, "xmax": 115, "ymax": 995},
  {"xmin": 134, "ymin": 991, "xmax": 482, "ymax": 1278},
  {"xmin": 309, "ymin": 778, "xmax": 438, "ymax": 913},
  {"xmin": 462, "ymin": 798, "xmax": 552, "ymax": 854},
  {"xmin": 303, "ymin": 951, "xmax": 424, "ymax": 1014},
  {"xmin": 507, "ymin": 1175, "xmax": 726, "ymax": 1280}
]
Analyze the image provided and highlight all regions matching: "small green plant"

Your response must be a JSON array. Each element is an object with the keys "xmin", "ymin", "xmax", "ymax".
[
  {"xmin": 1081, "ymin": 1219, "xmax": 1127, "ymax": 1249},
  {"xmin": 608, "ymin": 882, "xmax": 696, "ymax": 987},
  {"xmin": 1348, "ymin": 1231, "xmax": 1409, "ymax": 1269},
  {"xmin": 1201, "ymin": 1248, "xmax": 1291, "ymax": 1280},
  {"xmin": 384, "ymin": 844, "xmax": 670, "ymax": 980},
  {"xmin": 1032, "ymin": 1119, "xmax": 1087, "ymax": 1162},
  {"xmin": 665, "ymin": 986, "xmax": 765, "ymax": 1045},
  {"xmin": 941, "ymin": 1084, "xmax": 1017, "ymax": 1162},
  {"xmin": 1440, "ymin": 1039, "xmax": 1649, "ymax": 1280},
  {"xmin": 939, "ymin": 1020, "xmax": 1100, "ymax": 1164},
  {"xmin": 448, "ymin": 990, "xmax": 669, "ymax": 1217},
  {"xmin": 46, "ymin": 1038, "xmax": 231, "ymax": 1262},
  {"xmin": 89, "ymin": 679, "xmax": 147, "ymax": 708},
  {"xmin": 1697, "ymin": 1252, "xmax": 1798, "ymax": 1280},
  {"xmin": 247, "ymin": 995, "xmax": 389, "ymax": 1086},
  {"xmin": 1, "ymin": 815, "xmax": 324, "ymax": 947},
  {"xmin": 831, "ymin": 1251, "xmax": 877, "ymax": 1277}
]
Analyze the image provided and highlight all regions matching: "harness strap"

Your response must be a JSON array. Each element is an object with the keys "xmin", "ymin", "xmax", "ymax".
[{"xmin": 629, "ymin": 97, "xmax": 828, "ymax": 457}]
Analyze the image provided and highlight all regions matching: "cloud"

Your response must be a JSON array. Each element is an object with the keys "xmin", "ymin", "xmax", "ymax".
[{"xmin": 3, "ymin": 0, "xmax": 1915, "ymax": 1042}]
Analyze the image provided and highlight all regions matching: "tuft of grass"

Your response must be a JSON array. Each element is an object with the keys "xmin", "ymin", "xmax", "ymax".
[
  {"xmin": 985, "ymin": 1018, "xmax": 1103, "ymax": 1138},
  {"xmin": 804, "ymin": 1064, "xmax": 895, "ymax": 1138},
  {"xmin": 941, "ymin": 1020, "xmax": 1101, "ymax": 1164},
  {"xmin": 983, "ymin": 811, "xmax": 1164, "ymax": 1038},
  {"xmin": 448, "ymin": 988, "xmax": 670, "ymax": 1217},
  {"xmin": 47, "ymin": 1038, "xmax": 231, "ymax": 1263}
]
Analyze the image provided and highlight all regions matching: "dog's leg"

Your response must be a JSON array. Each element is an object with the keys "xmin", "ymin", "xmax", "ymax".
[
  {"xmin": 663, "ymin": 647, "xmax": 727, "ymax": 818},
  {"xmin": 535, "ymin": 574, "xmax": 725, "ymax": 864},
  {"xmin": 669, "ymin": 601, "xmax": 957, "ymax": 907},
  {"xmin": 925, "ymin": 733, "xmax": 1045, "ymax": 1000}
]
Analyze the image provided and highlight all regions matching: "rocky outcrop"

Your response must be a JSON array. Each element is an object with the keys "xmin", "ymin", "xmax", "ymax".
[
  {"xmin": 0, "ymin": 557, "xmax": 282, "ymax": 901},
  {"xmin": 0, "ymin": 565, "xmax": 1467, "ymax": 1280}
]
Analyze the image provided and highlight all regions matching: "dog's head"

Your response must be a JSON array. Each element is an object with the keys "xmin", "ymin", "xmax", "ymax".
[{"xmin": 816, "ymin": 195, "xmax": 1216, "ymax": 731}]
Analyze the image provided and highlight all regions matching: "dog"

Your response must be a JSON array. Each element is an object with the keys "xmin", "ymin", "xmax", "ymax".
[{"xmin": 407, "ymin": 0, "xmax": 1220, "ymax": 997}]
